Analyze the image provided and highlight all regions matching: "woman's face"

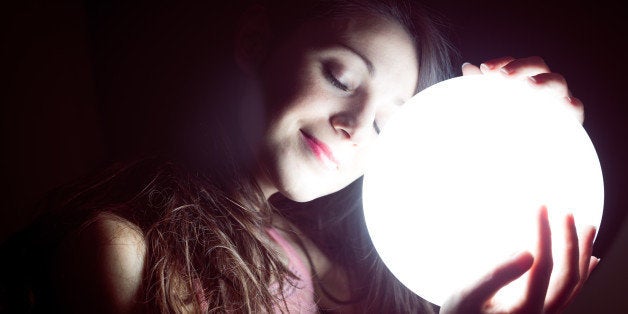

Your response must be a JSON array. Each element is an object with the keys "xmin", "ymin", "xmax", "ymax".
[{"xmin": 256, "ymin": 13, "xmax": 419, "ymax": 202}]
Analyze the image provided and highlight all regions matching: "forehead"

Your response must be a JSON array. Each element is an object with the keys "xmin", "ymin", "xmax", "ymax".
[{"xmin": 297, "ymin": 13, "xmax": 420, "ymax": 96}]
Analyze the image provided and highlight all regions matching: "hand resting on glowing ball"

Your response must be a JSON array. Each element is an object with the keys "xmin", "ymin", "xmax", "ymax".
[
  {"xmin": 439, "ymin": 57, "xmax": 598, "ymax": 313},
  {"xmin": 363, "ymin": 55, "xmax": 599, "ymax": 314},
  {"xmin": 462, "ymin": 56, "xmax": 585, "ymax": 124},
  {"xmin": 440, "ymin": 207, "xmax": 598, "ymax": 314}
]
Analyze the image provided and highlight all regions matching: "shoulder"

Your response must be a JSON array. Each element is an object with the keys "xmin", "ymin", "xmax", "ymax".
[{"xmin": 55, "ymin": 212, "xmax": 146, "ymax": 313}]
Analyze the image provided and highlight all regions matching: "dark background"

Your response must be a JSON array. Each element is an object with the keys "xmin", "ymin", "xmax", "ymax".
[{"xmin": 1, "ymin": 0, "xmax": 626, "ymax": 312}]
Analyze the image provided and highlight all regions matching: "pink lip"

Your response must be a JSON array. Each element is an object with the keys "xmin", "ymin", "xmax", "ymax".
[{"xmin": 300, "ymin": 130, "xmax": 339, "ymax": 170}]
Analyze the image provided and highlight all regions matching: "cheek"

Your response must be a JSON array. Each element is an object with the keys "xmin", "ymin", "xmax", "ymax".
[
  {"xmin": 261, "ymin": 52, "xmax": 319, "ymax": 117},
  {"xmin": 340, "ymin": 144, "xmax": 375, "ymax": 181}
]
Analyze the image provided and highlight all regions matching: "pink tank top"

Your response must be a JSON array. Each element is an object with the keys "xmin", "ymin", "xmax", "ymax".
[{"xmin": 267, "ymin": 227, "xmax": 318, "ymax": 313}]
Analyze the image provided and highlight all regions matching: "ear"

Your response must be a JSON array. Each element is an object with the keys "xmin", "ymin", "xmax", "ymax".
[{"xmin": 234, "ymin": 5, "xmax": 271, "ymax": 76}]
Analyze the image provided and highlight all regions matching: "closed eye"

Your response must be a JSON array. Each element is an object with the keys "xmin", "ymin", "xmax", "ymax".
[{"xmin": 324, "ymin": 65, "xmax": 350, "ymax": 92}]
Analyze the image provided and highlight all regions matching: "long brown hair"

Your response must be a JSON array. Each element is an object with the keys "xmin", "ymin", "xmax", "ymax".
[
  {"xmin": 269, "ymin": 0, "xmax": 456, "ymax": 311},
  {"xmin": 78, "ymin": 157, "xmax": 291, "ymax": 313},
  {"xmin": 0, "ymin": 0, "xmax": 456, "ymax": 313}
]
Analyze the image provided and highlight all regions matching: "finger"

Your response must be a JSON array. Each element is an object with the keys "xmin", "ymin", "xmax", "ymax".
[
  {"xmin": 519, "ymin": 206, "xmax": 553, "ymax": 313},
  {"xmin": 544, "ymin": 214, "xmax": 580, "ymax": 313},
  {"xmin": 588, "ymin": 256, "xmax": 600, "ymax": 275},
  {"xmin": 453, "ymin": 251, "xmax": 534, "ymax": 310},
  {"xmin": 500, "ymin": 56, "xmax": 550, "ymax": 78},
  {"xmin": 578, "ymin": 226, "xmax": 597, "ymax": 282},
  {"xmin": 564, "ymin": 258, "xmax": 600, "ymax": 308},
  {"xmin": 479, "ymin": 56, "xmax": 516, "ymax": 74},
  {"xmin": 563, "ymin": 227, "xmax": 598, "ymax": 305},
  {"xmin": 462, "ymin": 62, "xmax": 482, "ymax": 76},
  {"xmin": 529, "ymin": 73, "xmax": 585, "ymax": 124},
  {"xmin": 528, "ymin": 73, "xmax": 570, "ymax": 98},
  {"xmin": 565, "ymin": 96, "xmax": 585, "ymax": 124}
]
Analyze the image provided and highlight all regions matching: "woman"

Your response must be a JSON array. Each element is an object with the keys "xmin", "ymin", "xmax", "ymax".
[{"xmin": 0, "ymin": 0, "xmax": 594, "ymax": 313}]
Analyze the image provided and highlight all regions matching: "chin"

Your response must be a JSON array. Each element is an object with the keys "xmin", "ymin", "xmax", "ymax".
[
  {"xmin": 280, "ymin": 180, "xmax": 350, "ymax": 203},
  {"xmin": 280, "ymin": 188, "xmax": 323, "ymax": 203}
]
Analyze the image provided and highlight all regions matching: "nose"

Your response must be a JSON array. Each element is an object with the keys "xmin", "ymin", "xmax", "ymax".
[{"xmin": 330, "ymin": 96, "xmax": 377, "ymax": 145}]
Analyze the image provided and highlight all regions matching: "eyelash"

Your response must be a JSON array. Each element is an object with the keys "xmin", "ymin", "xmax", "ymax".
[
  {"xmin": 324, "ymin": 68, "xmax": 350, "ymax": 92},
  {"xmin": 373, "ymin": 121, "xmax": 381, "ymax": 134}
]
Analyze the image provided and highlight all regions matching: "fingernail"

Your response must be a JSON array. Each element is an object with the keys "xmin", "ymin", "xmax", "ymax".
[
  {"xmin": 589, "ymin": 225, "xmax": 597, "ymax": 235},
  {"xmin": 565, "ymin": 96, "xmax": 581, "ymax": 107},
  {"xmin": 528, "ymin": 76, "xmax": 538, "ymax": 84},
  {"xmin": 511, "ymin": 251, "xmax": 534, "ymax": 269},
  {"xmin": 540, "ymin": 205, "xmax": 549, "ymax": 217},
  {"xmin": 565, "ymin": 211, "xmax": 574, "ymax": 221},
  {"xmin": 462, "ymin": 62, "xmax": 471, "ymax": 68},
  {"xmin": 500, "ymin": 67, "xmax": 513, "ymax": 75},
  {"xmin": 480, "ymin": 63, "xmax": 490, "ymax": 72},
  {"xmin": 510, "ymin": 250, "xmax": 529, "ymax": 258}
]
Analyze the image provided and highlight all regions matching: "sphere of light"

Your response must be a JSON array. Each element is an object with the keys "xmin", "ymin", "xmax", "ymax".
[{"xmin": 362, "ymin": 75, "xmax": 604, "ymax": 307}]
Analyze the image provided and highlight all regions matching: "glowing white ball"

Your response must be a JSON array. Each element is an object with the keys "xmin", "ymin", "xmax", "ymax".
[{"xmin": 362, "ymin": 75, "xmax": 604, "ymax": 307}]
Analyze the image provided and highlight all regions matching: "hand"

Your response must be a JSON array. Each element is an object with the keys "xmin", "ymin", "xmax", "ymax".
[
  {"xmin": 461, "ymin": 56, "xmax": 585, "ymax": 124},
  {"xmin": 440, "ymin": 207, "xmax": 599, "ymax": 314}
]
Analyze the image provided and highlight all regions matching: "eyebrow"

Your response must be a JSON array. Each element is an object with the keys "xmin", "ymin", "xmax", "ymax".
[
  {"xmin": 339, "ymin": 43, "xmax": 375, "ymax": 77},
  {"xmin": 338, "ymin": 43, "xmax": 409, "ymax": 106}
]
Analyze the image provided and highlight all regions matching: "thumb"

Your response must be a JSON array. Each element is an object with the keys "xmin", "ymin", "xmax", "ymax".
[{"xmin": 445, "ymin": 251, "xmax": 534, "ymax": 312}]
